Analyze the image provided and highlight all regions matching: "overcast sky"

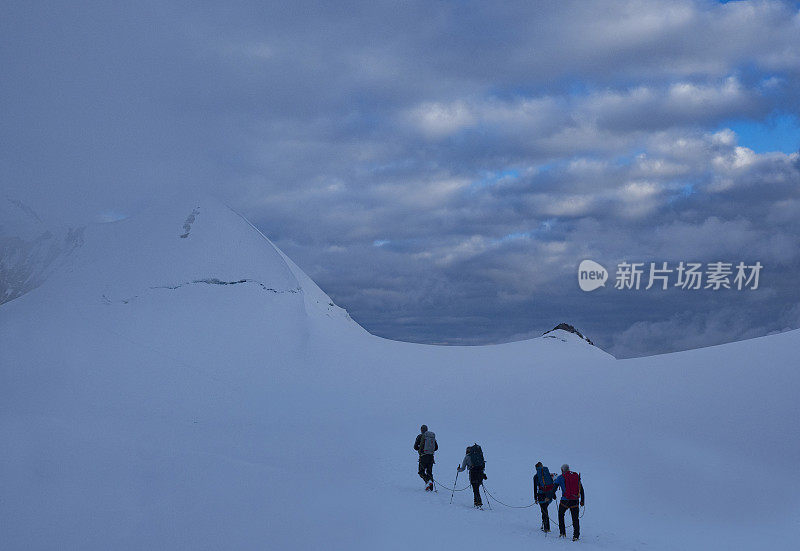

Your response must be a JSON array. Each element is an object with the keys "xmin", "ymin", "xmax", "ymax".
[{"xmin": 3, "ymin": 0, "xmax": 800, "ymax": 357}]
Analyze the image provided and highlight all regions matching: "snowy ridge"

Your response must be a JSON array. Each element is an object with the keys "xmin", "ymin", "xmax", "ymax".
[
  {"xmin": 1, "ymin": 198, "xmax": 798, "ymax": 550},
  {"xmin": 0, "ymin": 198, "xmax": 85, "ymax": 304},
  {"xmin": 230, "ymin": 203, "xmax": 363, "ymax": 331}
]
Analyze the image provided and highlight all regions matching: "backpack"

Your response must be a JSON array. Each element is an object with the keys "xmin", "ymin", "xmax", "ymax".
[
  {"xmin": 536, "ymin": 465, "xmax": 556, "ymax": 499},
  {"xmin": 563, "ymin": 471, "xmax": 581, "ymax": 500},
  {"xmin": 467, "ymin": 444, "xmax": 485, "ymax": 470},
  {"xmin": 421, "ymin": 431, "xmax": 436, "ymax": 454}
]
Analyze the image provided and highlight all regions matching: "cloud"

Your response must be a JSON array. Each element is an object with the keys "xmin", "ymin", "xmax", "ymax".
[
  {"xmin": 2, "ymin": 0, "xmax": 800, "ymax": 356},
  {"xmin": 611, "ymin": 302, "xmax": 800, "ymax": 358},
  {"xmin": 406, "ymin": 101, "xmax": 477, "ymax": 139}
]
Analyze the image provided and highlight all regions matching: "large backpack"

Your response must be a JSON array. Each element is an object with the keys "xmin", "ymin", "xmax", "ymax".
[
  {"xmin": 421, "ymin": 431, "xmax": 436, "ymax": 454},
  {"xmin": 563, "ymin": 471, "xmax": 581, "ymax": 501},
  {"xmin": 467, "ymin": 444, "xmax": 485, "ymax": 470},
  {"xmin": 536, "ymin": 465, "xmax": 556, "ymax": 499}
]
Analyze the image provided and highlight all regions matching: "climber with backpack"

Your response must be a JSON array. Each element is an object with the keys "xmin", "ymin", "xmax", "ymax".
[
  {"xmin": 413, "ymin": 425, "xmax": 438, "ymax": 491},
  {"xmin": 534, "ymin": 462, "xmax": 557, "ymax": 532},
  {"xmin": 553, "ymin": 464, "xmax": 585, "ymax": 541},
  {"xmin": 457, "ymin": 443, "xmax": 487, "ymax": 508}
]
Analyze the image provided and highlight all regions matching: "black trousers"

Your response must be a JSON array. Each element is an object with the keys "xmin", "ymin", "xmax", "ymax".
[
  {"xmin": 469, "ymin": 468, "xmax": 484, "ymax": 505},
  {"xmin": 418, "ymin": 454, "xmax": 434, "ymax": 483},
  {"xmin": 558, "ymin": 500, "xmax": 580, "ymax": 538},
  {"xmin": 538, "ymin": 500, "xmax": 551, "ymax": 530},
  {"xmin": 470, "ymin": 481, "xmax": 482, "ymax": 505}
]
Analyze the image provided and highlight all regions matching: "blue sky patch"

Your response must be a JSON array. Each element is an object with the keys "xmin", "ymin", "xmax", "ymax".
[
  {"xmin": 723, "ymin": 113, "xmax": 800, "ymax": 154},
  {"xmin": 470, "ymin": 168, "xmax": 521, "ymax": 190}
]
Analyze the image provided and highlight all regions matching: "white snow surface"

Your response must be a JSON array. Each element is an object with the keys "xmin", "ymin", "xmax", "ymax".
[{"xmin": 1, "ymin": 199, "xmax": 798, "ymax": 550}]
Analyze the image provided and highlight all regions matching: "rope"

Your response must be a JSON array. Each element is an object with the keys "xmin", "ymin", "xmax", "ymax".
[
  {"xmin": 545, "ymin": 501, "xmax": 586, "ymax": 531},
  {"xmin": 432, "ymin": 477, "xmax": 470, "ymax": 492},
  {"xmin": 481, "ymin": 485, "xmax": 586, "ymax": 531},
  {"xmin": 481, "ymin": 485, "xmax": 537, "ymax": 508}
]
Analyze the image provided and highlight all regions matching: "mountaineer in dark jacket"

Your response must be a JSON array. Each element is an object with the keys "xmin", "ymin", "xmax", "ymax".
[
  {"xmin": 457, "ymin": 444, "xmax": 487, "ymax": 507},
  {"xmin": 534, "ymin": 462, "xmax": 557, "ymax": 532},
  {"xmin": 413, "ymin": 425, "xmax": 438, "ymax": 491}
]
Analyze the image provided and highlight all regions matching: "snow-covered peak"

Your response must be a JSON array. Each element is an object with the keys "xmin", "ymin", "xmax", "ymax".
[
  {"xmin": 542, "ymin": 322, "xmax": 595, "ymax": 346},
  {"xmin": 64, "ymin": 199, "xmax": 296, "ymax": 297},
  {"xmin": 8, "ymin": 197, "xmax": 362, "ymax": 335}
]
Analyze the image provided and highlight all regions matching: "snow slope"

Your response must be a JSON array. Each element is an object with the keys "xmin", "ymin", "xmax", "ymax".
[{"xmin": 1, "ymin": 199, "xmax": 798, "ymax": 550}]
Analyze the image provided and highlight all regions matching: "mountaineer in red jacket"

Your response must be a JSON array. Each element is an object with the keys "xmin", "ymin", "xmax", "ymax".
[{"xmin": 552, "ymin": 464, "xmax": 585, "ymax": 541}]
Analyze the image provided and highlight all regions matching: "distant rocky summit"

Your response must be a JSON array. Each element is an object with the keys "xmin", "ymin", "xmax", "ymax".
[{"xmin": 543, "ymin": 323, "xmax": 594, "ymax": 345}]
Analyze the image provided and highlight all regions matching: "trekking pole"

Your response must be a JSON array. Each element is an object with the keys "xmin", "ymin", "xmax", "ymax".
[
  {"xmin": 450, "ymin": 468, "xmax": 459, "ymax": 504},
  {"xmin": 533, "ymin": 474, "xmax": 541, "ymax": 530},
  {"xmin": 482, "ymin": 483, "xmax": 492, "ymax": 510}
]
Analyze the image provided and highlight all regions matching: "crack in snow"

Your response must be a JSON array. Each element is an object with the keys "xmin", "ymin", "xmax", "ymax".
[
  {"xmin": 100, "ymin": 278, "xmax": 301, "ymax": 305},
  {"xmin": 151, "ymin": 278, "xmax": 301, "ymax": 293}
]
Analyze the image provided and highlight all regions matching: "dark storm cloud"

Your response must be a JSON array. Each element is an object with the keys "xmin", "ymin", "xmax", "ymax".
[{"xmin": 2, "ymin": 1, "xmax": 800, "ymax": 356}]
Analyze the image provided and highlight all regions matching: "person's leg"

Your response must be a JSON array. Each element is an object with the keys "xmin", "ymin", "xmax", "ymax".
[
  {"xmin": 418, "ymin": 456, "xmax": 427, "ymax": 482},
  {"xmin": 424, "ymin": 455, "xmax": 433, "ymax": 483},
  {"xmin": 571, "ymin": 505, "xmax": 580, "ymax": 539},
  {"xmin": 558, "ymin": 502, "xmax": 567, "ymax": 536},
  {"xmin": 539, "ymin": 502, "xmax": 550, "ymax": 531},
  {"xmin": 471, "ymin": 482, "xmax": 482, "ymax": 506}
]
